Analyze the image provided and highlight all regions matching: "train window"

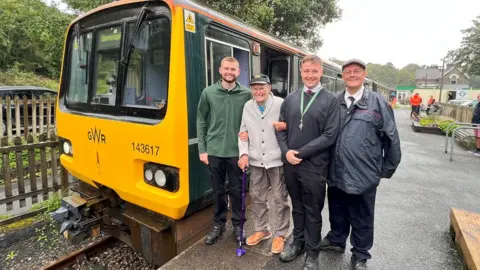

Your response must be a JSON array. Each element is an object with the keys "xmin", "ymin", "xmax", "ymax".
[
  {"xmin": 122, "ymin": 18, "xmax": 171, "ymax": 109},
  {"xmin": 67, "ymin": 32, "xmax": 92, "ymax": 103},
  {"xmin": 205, "ymin": 38, "xmax": 250, "ymax": 87},
  {"xmin": 270, "ymin": 60, "xmax": 288, "ymax": 98},
  {"xmin": 298, "ymin": 59, "xmax": 303, "ymax": 89},
  {"xmin": 92, "ymin": 26, "xmax": 122, "ymax": 106},
  {"xmin": 336, "ymin": 79, "xmax": 345, "ymax": 94},
  {"xmin": 321, "ymin": 76, "xmax": 336, "ymax": 92}
]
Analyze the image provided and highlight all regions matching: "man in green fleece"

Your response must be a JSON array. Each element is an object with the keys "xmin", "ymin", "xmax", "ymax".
[{"xmin": 197, "ymin": 57, "xmax": 252, "ymax": 245}]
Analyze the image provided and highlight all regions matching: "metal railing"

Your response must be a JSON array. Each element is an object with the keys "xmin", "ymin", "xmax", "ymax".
[
  {"xmin": 448, "ymin": 125, "xmax": 480, "ymax": 161},
  {"xmin": 444, "ymin": 122, "xmax": 476, "ymax": 153}
]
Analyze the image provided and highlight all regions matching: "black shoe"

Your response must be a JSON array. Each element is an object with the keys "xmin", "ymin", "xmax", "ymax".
[
  {"xmin": 351, "ymin": 256, "xmax": 368, "ymax": 270},
  {"xmin": 319, "ymin": 236, "xmax": 346, "ymax": 253},
  {"xmin": 279, "ymin": 243, "xmax": 305, "ymax": 262},
  {"xmin": 302, "ymin": 255, "xmax": 319, "ymax": 270},
  {"xmin": 204, "ymin": 225, "xmax": 225, "ymax": 245},
  {"xmin": 233, "ymin": 226, "xmax": 246, "ymax": 244}
]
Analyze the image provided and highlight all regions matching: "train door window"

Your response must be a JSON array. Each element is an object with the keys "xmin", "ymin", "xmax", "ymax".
[
  {"xmin": 270, "ymin": 60, "xmax": 289, "ymax": 98},
  {"xmin": 122, "ymin": 18, "xmax": 171, "ymax": 109},
  {"xmin": 205, "ymin": 39, "xmax": 250, "ymax": 87},
  {"xmin": 336, "ymin": 78, "xmax": 345, "ymax": 94},
  {"xmin": 67, "ymin": 32, "xmax": 92, "ymax": 103},
  {"xmin": 92, "ymin": 26, "xmax": 122, "ymax": 106}
]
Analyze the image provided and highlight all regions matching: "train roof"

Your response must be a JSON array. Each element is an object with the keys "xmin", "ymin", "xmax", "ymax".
[{"xmin": 71, "ymin": 0, "xmax": 388, "ymax": 87}]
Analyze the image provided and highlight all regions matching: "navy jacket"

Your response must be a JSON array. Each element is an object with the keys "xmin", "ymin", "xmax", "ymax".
[{"xmin": 328, "ymin": 89, "xmax": 402, "ymax": 195}]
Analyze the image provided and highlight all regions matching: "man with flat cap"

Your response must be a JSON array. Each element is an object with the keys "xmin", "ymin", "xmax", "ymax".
[
  {"xmin": 238, "ymin": 74, "xmax": 290, "ymax": 254},
  {"xmin": 319, "ymin": 59, "xmax": 402, "ymax": 269}
]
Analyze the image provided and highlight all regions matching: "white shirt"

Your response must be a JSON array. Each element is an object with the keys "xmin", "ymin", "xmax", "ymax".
[
  {"xmin": 345, "ymin": 86, "xmax": 364, "ymax": 108},
  {"xmin": 303, "ymin": 84, "xmax": 323, "ymax": 94}
]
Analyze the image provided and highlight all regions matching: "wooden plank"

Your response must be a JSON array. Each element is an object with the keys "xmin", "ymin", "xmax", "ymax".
[
  {"xmin": 1, "ymin": 137, "xmax": 13, "ymax": 211},
  {"xmin": 39, "ymin": 134, "xmax": 49, "ymax": 200},
  {"xmin": 14, "ymin": 137, "xmax": 26, "ymax": 208},
  {"xmin": 32, "ymin": 96, "xmax": 37, "ymax": 136},
  {"xmin": 0, "ymin": 207, "xmax": 47, "ymax": 227},
  {"xmin": 39, "ymin": 96, "xmax": 44, "ymax": 135},
  {"xmin": 0, "ymin": 140, "xmax": 59, "ymax": 154},
  {"xmin": 27, "ymin": 134, "xmax": 38, "ymax": 204},
  {"xmin": 6, "ymin": 96, "xmax": 12, "ymax": 140},
  {"xmin": 450, "ymin": 207, "xmax": 480, "ymax": 270},
  {"xmin": 14, "ymin": 96, "xmax": 20, "ymax": 137},
  {"xmin": 47, "ymin": 96, "xmax": 51, "ymax": 138},
  {"xmin": 0, "ymin": 185, "xmax": 62, "ymax": 205},
  {"xmin": 60, "ymin": 165, "xmax": 69, "ymax": 197},
  {"xmin": 23, "ymin": 95, "xmax": 29, "ymax": 139},
  {"xmin": 50, "ymin": 132, "xmax": 59, "ymax": 185}
]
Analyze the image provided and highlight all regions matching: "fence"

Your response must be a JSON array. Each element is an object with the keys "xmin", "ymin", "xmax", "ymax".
[
  {"xmin": 439, "ymin": 103, "xmax": 474, "ymax": 123},
  {"xmin": 0, "ymin": 95, "xmax": 69, "ymax": 222}
]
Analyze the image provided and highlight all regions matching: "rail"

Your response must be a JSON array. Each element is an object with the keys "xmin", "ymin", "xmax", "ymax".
[
  {"xmin": 444, "ymin": 122, "xmax": 475, "ymax": 153},
  {"xmin": 449, "ymin": 126, "xmax": 480, "ymax": 161}
]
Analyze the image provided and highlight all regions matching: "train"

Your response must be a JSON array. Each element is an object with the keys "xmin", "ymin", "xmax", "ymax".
[{"xmin": 52, "ymin": 0, "xmax": 391, "ymax": 266}]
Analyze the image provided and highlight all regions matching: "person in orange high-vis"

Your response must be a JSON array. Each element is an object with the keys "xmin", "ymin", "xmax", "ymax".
[{"xmin": 409, "ymin": 93, "xmax": 422, "ymax": 119}]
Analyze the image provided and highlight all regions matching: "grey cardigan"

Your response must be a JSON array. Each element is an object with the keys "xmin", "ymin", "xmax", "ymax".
[{"xmin": 238, "ymin": 93, "xmax": 284, "ymax": 169}]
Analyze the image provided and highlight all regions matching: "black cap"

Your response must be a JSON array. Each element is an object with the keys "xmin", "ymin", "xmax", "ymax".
[
  {"xmin": 342, "ymin": 58, "xmax": 366, "ymax": 71},
  {"xmin": 249, "ymin": 74, "xmax": 270, "ymax": 85}
]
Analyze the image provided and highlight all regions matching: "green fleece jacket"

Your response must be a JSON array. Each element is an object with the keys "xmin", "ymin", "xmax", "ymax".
[{"xmin": 197, "ymin": 81, "xmax": 252, "ymax": 157}]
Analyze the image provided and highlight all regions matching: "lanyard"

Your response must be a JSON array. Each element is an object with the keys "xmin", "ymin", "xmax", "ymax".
[{"xmin": 299, "ymin": 89, "xmax": 321, "ymax": 130}]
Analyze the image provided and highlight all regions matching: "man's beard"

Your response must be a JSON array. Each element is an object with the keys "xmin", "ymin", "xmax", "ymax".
[{"xmin": 222, "ymin": 75, "xmax": 237, "ymax": 83}]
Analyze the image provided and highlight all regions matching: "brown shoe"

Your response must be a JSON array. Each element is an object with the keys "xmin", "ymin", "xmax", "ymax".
[
  {"xmin": 246, "ymin": 231, "xmax": 272, "ymax": 246},
  {"xmin": 271, "ymin": 236, "xmax": 286, "ymax": 254}
]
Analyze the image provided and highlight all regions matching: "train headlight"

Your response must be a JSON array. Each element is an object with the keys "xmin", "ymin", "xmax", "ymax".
[
  {"xmin": 144, "ymin": 169, "xmax": 153, "ymax": 181},
  {"xmin": 60, "ymin": 138, "xmax": 73, "ymax": 156},
  {"xmin": 154, "ymin": 170, "xmax": 166, "ymax": 187},
  {"xmin": 143, "ymin": 163, "xmax": 179, "ymax": 192}
]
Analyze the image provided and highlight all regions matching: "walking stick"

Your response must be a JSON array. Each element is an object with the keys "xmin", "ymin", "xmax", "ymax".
[{"xmin": 236, "ymin": 167, "xmax": 247, "ymax": 257}]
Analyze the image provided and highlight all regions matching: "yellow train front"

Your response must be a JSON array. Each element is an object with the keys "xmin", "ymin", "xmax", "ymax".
[{"xmin": 53, "ymin": 0, "xmax": 216, "ymax": 266}]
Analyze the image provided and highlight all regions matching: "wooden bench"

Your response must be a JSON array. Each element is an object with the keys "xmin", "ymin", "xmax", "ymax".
[
  {"xmin": 450, "ymin": 208, "xmax": 480, "ymax": 270},
  {"xmin": 454, "ymin": 129, "xmax": 476, "ymax": 149}
]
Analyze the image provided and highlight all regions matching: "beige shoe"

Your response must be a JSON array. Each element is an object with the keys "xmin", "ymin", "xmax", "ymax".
[
  {"xmin": 271, "ymin": 236, "xmax": 286, "ymax": 254},
  {"xmin": 246, "ymin": 231, "xmax": 272, "ymax": 246}
]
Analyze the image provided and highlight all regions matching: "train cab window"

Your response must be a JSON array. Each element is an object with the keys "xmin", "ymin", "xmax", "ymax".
[
  {"xmin": 92, "ymin": 26, "xmax": 122, "ymax": 106},
  {"xmin": 67, "ymin": 32, "xmax": 92, "ymax": 103},
  {"xmin": 270, "ymin": 60, "xmax": 289, "ymax": 98},
  {"xmin": 122, "ymin": 18, "xmax": 171, "ymax": 109}
]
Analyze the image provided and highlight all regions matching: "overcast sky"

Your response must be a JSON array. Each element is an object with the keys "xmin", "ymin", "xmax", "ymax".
[{"xmin": 318, "ymin": 0, "xmax": 480, "ymax": 69}]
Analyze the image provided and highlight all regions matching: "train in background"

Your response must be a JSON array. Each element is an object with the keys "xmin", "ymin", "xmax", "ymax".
[{"xmin": 52, "ymin": 0, "xmax": 392, "ymax": 266}]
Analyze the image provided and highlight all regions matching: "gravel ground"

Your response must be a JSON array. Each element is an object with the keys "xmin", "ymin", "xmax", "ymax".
[{"xmin": 0, "ymin": 217, "xmax": 156, "ymax": 270}]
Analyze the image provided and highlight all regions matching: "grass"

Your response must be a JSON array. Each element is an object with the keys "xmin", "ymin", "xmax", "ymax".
[
  {"xmin": 418, "ymin": 115, "xmax": 459, "ymax": 135},
  {"xmin": 0, "ymin": 67, "xmax": 58, "ymax": 90}
]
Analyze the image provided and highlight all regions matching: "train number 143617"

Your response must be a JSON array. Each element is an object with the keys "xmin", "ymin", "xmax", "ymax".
[{"xmin": 132, "ymin": 142, "xmax": 159, "ymax": 155}]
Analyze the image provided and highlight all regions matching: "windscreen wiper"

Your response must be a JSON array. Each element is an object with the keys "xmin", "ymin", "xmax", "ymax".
[{"xmin": 121, "ymin": 6, "xmax": 151, "ymax": 67}]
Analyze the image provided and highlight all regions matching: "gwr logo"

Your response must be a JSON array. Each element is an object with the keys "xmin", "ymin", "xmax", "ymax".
[{"xmin": 88, "ymin": 127, "xmax": 106, "ymax": 144}]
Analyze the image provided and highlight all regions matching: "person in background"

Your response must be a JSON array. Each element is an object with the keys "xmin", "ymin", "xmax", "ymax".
[
  {"xmin": 409, "ymin": 93, "xmax": 422, "ymax": 119},
  {"xmin": 469, "ymin": 93, "xmax": 480, "ymax": 157}
]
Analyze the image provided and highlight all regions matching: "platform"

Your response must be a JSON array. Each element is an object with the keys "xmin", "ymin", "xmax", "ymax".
[{"xmin": 450, "ymin": 208, "xmax": 480, "ymax": 270}]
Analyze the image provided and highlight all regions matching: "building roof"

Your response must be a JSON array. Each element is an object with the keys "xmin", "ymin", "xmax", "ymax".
[{"xmin": 415, "ymin": 68, "xmax": 442, "ymax": 80}]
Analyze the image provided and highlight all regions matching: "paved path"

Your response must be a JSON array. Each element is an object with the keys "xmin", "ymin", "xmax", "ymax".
[{"xmin": 161, "ymin": 109, "xmax": 480, "ymax": 270}]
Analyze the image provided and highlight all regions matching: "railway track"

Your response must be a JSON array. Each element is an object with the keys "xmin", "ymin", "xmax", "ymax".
[{"xmin": 39, "ymin": 236, "xmax": 118, "ymax": 270}]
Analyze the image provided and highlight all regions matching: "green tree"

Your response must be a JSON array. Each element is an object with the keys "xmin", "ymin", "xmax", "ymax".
[
  {"xmin": 0, "ymin": 0, "xmax": 74, "ymax": 78},
  {"xmin": 449, "ymin": 15, "xmax": 480, "ymax": 76},
  {"xmin": 63, "ymin": 0, "xmax": 342, "ymax": 51}
]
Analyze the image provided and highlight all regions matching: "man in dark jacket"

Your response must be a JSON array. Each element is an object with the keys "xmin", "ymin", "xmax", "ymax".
[
  {"xmin": 319, "ymin": 59, "xmax": 402, "ymax": 270},
  {"xmin": 470, "ymin": 93, "xmax": 480, "ymax": 156},
  {"xmin": 275, "ymin": 55, "xmax": 341, "ymax": 270}
]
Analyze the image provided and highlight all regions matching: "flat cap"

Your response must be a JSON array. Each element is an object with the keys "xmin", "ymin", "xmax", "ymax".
[
  {"xmin": 342, "ymin": 58, "xmax": 366, "ymax": 70},
  {"xmin": 249, "ymin": 74, "xmax": 271, "ymax": 85}
]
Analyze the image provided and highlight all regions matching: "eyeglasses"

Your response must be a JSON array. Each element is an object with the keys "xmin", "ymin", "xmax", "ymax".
[{"xmin": 342, "ymin": 69, "xmax": 364, "ymax": 76}]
